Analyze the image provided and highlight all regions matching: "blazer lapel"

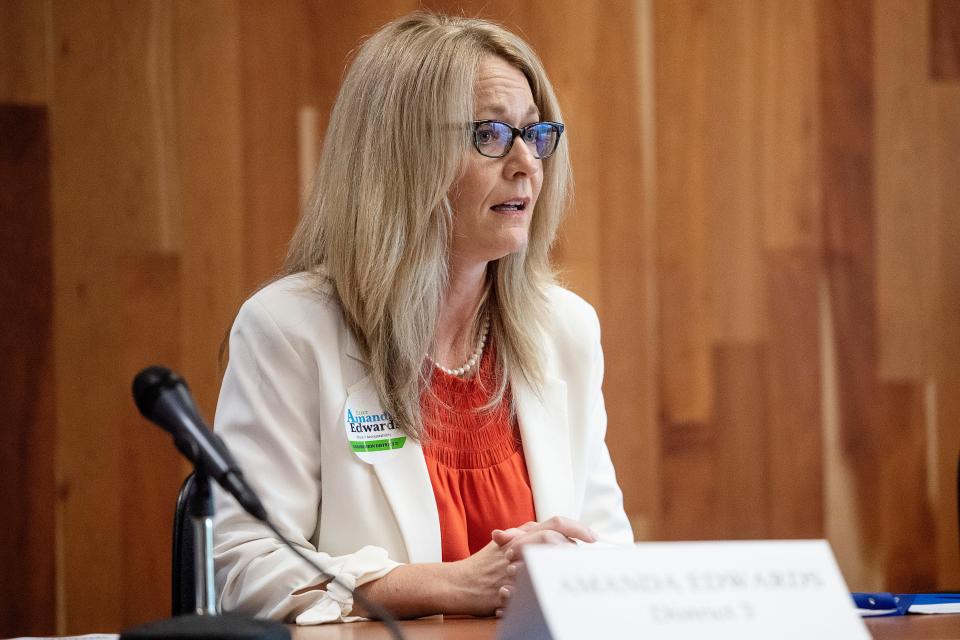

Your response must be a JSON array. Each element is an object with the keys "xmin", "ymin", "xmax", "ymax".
[
  {"xmin": 343, "ymin": 356, "xmax": 441, "ymax": 564},
  {"xmin": 369, "ymin": 432, "xmax": 441, "ymax": 564},
  {"xmin": 513, "ymin": 373, "xmax": 575, "ymax": 521}
]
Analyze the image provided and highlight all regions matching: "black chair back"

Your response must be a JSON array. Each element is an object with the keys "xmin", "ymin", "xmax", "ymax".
[{"xmin": 172, "ymin": 472, "xmax": 197, "ymax": 616}]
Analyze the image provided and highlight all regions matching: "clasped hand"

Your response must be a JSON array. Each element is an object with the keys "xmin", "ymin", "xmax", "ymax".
[{"xmin": 456, "ymin": 516, "xmax": 598, "ymax": 617}]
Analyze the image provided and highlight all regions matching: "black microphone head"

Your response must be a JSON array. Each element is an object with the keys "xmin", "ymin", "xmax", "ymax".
[{"xmin": 133, "ymin": 366, "xmax": 188, "ymax": 419}]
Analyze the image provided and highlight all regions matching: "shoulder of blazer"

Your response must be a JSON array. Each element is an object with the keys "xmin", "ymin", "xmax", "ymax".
[
  {"xmin": 240, "ymin": 272, "xmax": 366, "ymax": 363},
  {"xmin": 544, "ymin": 285, "xmax": 601, "ymax": 333},
  {"xmin": 245, "ymin": 272, "xmax": 340, "ymax": 322},
  {"xmin": 541, "ymin": 285, "xmax": 602, "ymax": 367}
]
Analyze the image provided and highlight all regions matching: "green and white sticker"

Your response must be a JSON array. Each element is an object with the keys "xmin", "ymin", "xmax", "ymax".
[{"xmin": 343, "ymin": 385, "xmax": 405, "ymax": 463}]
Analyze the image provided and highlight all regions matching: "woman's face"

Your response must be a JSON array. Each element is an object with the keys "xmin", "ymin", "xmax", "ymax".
[{"xmin": 448, "ymin": 55, "xmax": 544, "ymax": 270}]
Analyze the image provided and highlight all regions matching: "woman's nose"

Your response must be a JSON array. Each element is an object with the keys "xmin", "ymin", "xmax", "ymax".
[{"xmin": 503, "ymin": 138, "xmax": 539, "ymax": 178}]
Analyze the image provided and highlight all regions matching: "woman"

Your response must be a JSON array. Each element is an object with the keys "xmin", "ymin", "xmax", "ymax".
[{"xmin": 212, "ymin": 12, "xmax": 632, "ymax": 624}]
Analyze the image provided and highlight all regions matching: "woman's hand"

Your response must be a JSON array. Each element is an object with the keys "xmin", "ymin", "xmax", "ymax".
[
  {"xmin": 445, "ymin": 539, "xmax": 512, "ymax": 617},
  {"xmin": 488, "ymin": 517, "xmax": 598, "ymax": 613}
]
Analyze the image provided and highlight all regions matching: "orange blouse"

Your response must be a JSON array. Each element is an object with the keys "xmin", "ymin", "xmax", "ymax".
[{"xmin": 421, "ymin": 344, "xmax": 536, "ymax": 562}]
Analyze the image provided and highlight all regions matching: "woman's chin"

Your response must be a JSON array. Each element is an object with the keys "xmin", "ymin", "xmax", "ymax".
[{"xmin": 486, "ymin": 236, "xmax": 530, "ymax": 262}]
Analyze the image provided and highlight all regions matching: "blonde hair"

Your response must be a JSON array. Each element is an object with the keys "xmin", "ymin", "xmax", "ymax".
[{"xmin": 284, "ymin": 12, "xmax": 572, "ymax": 439}]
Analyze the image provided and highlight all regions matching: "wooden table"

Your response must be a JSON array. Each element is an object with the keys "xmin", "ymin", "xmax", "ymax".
[
  {"xmin": 868, "ymin": 615, "xmax": 960, "ymax": 640},
  {"xmin": 288, "ymin": 614, "xmax": 960, "ymax": 639}
]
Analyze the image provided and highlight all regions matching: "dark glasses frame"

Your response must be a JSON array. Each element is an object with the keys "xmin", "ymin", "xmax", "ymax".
[{"xmin": 471, "ymin": 119, "xmax": 565, "ymax": 159}]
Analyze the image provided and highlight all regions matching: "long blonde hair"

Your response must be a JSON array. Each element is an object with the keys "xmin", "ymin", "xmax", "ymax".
[{"xmin": 284, "ymin": 12, "xmax": 572, "ymax": 439}]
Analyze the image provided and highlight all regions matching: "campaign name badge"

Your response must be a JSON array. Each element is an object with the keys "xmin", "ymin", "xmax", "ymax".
[{"xmin": 343, "ymin": 385, "xmax": 406, "ymax": 463}]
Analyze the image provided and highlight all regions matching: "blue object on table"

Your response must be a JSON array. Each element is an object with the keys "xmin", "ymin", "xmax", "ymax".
[
  {"xmin": 851, "ymin": 592, "xmax": 906, "ymax": 616},
  {"xmin": 852, "ymin": 592, "xmax": 960, "ymax": 616}
]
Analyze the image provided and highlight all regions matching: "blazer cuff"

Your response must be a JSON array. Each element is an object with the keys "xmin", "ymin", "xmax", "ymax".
[{"xmin": 292, "ymin": 545, "xmax": 400, "ymax": 625}]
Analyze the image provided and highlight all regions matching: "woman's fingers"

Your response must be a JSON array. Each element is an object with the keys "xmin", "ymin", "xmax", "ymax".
[
  {"xmin": 531, "ymin": 516, "xmax": 598, "ymax": 543},
  {"xmin": 491, "ymin": 521, "xmax": 538, "ymax": 546},
  {"xmin": 503, "ymin": 529, "xmax": 574, "ymax": 561},
  {"xmin": 495, "ymin": 562, "xmax": 525, "ymax": 617},
  {"xmin": 493, "ymin": 517, "xmax": 596, "ymax": 549},
  {"xmin": 491, "ymin": 529, "xmax": 518, "ymax": 546}
]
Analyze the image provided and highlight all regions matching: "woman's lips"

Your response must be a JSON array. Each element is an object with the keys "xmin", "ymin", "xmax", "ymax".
[{"xmin": 490, "ymin": 199, "xmax": 528, "ymax": 212}]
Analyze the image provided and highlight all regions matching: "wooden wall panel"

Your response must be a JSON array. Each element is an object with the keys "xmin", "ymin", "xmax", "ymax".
[
  {"xmin": 759, "ymin": 1, "xmax": 824, "ymax": 540},
  {"xmin": 0, "ymin": 0, "xmax": 48, "ymax": 103},
  {"xmin": 706, "ymin": 0, "xmax": 763, "ymax": 345},
  {"xmin": 174, "ymin": 1, "xmax": 245, "ymax": 419},
  {"xmin": 933, "ymin": 85, "xmax": 960, "ymax": 588},
  {"xmin": 143, "ymin": 1, "xmax": 180, "ymax": 253},
  {"xmin": 0, "ymin": 104, "xmax": 55, "ymax": 637},
  {"xmin": 592, "ymin": 0, "xmax": 658, "ymax": 539},
  {"xmin": 818, "ymin": 0, "xmax": 883, "ymax": 587},
  {"xmin": 530, "ymin": 0, "xmax": 605, "ymax": 308},
  {"xmin": 764, "ymin": 250, "xmax": 823, "ymax": 538},
  {"xmin": 759, "ymin": 1, "xmax": 821, "ymax": 252},
  {"xmin": 875, "ymin": 0, "xmax": 939, "ymax": 380},
  {"xmin": 654, "ymin": 0, "xmax": 712, "ymax": 429},
  {"xmin": 117, "ymin": 254, "xmax": 185, "ymax": 626},
  {"xmin": 309, "ymin": 1, "xmax": 420, "ymax": 144},
  {"xmin": 653, "ymin": 0, "xmax": 715, "ymax": 537},
  {"xmin": 820, "ymin": 272, "xmax": 873, "ymax": 588},
  {"xmin": 876, "ymin": 382, "xmax": 937, "ymax": 591},
  {"xmin": 50, "ymin": 2, "xmax": 180, "ymax": 631},
  {"xmin": 633, "ymin": 0, "xmax": 661, "ymax": 540},
  {"xmin": 712, "ymin": 345, "xmax": 768, "ymax": 538},
  {"xmin": 932, "ymin": 0, "xmax": 960, "ymax": 80},
  {"xmin": 53, "ymin": 2, "xmax": 178, "ymax": 255},
  {"xmin": 238, "ymin": 2, "xmax": 311, "ymax": 291},
  {"xmin": 659, "ymin": 423, "xmax": 719, "ymax": 539},
  {"xmin": 299, "ymin": 0, "xmax": 422, "ymax": 240}
]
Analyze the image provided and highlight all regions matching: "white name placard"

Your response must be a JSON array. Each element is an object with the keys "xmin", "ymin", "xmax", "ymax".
[{"xmin": 498, "ymin": 540, "xmax": 869, "ymax": 640}]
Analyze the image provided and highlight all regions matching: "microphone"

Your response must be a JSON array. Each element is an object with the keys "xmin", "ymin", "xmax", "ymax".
[{"xmin": 133, "ymin": 366, "xmax": 267, "ymax": 521}]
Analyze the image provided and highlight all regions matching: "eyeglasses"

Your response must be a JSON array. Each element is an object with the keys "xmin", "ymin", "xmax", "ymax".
[{"xmin": 471, "ymin": 120, "xmax": 565, "ymax": 159}]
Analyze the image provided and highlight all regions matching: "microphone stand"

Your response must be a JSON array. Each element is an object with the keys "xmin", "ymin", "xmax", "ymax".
[
  {"xmin": 190, "ymin": 469, "xmax": 218, "ymax": 616},
  {"xmin": 120, "ymin": 467, "xmax": 289, "ymax": 640}
]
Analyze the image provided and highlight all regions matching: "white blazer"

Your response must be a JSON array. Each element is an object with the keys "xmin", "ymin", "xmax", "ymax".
[{"xmin": 212, "ymin": 273, "xmax": 632, "ymax": 624}]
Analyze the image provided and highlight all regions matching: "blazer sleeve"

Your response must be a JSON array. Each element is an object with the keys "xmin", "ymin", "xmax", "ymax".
[
  {"xmin": 212, "ymin": 295, "xmax": 399, "ymax": 624},
  {"xmin": 577, "ymin": 307, "xmax": 635, "ymax": 545}
]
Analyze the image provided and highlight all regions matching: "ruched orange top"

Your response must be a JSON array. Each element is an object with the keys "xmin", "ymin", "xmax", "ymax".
[{"xmin": 421, "ymin": 344, "xmax": 536, "ymax": 562}]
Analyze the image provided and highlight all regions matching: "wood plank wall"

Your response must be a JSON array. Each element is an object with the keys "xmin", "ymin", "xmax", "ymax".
[
  {"xmin": 0, "ymin": 102, "xmax": 55, "ymax": 638},
  {"xmin": 1, "ymin": 0, "xmax": 958, "ymax": 634}
]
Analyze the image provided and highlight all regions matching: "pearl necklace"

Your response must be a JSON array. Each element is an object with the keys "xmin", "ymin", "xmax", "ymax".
[{"xmin": 429, "ymin": 313, "xmax": 490, "ymax": 378}]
